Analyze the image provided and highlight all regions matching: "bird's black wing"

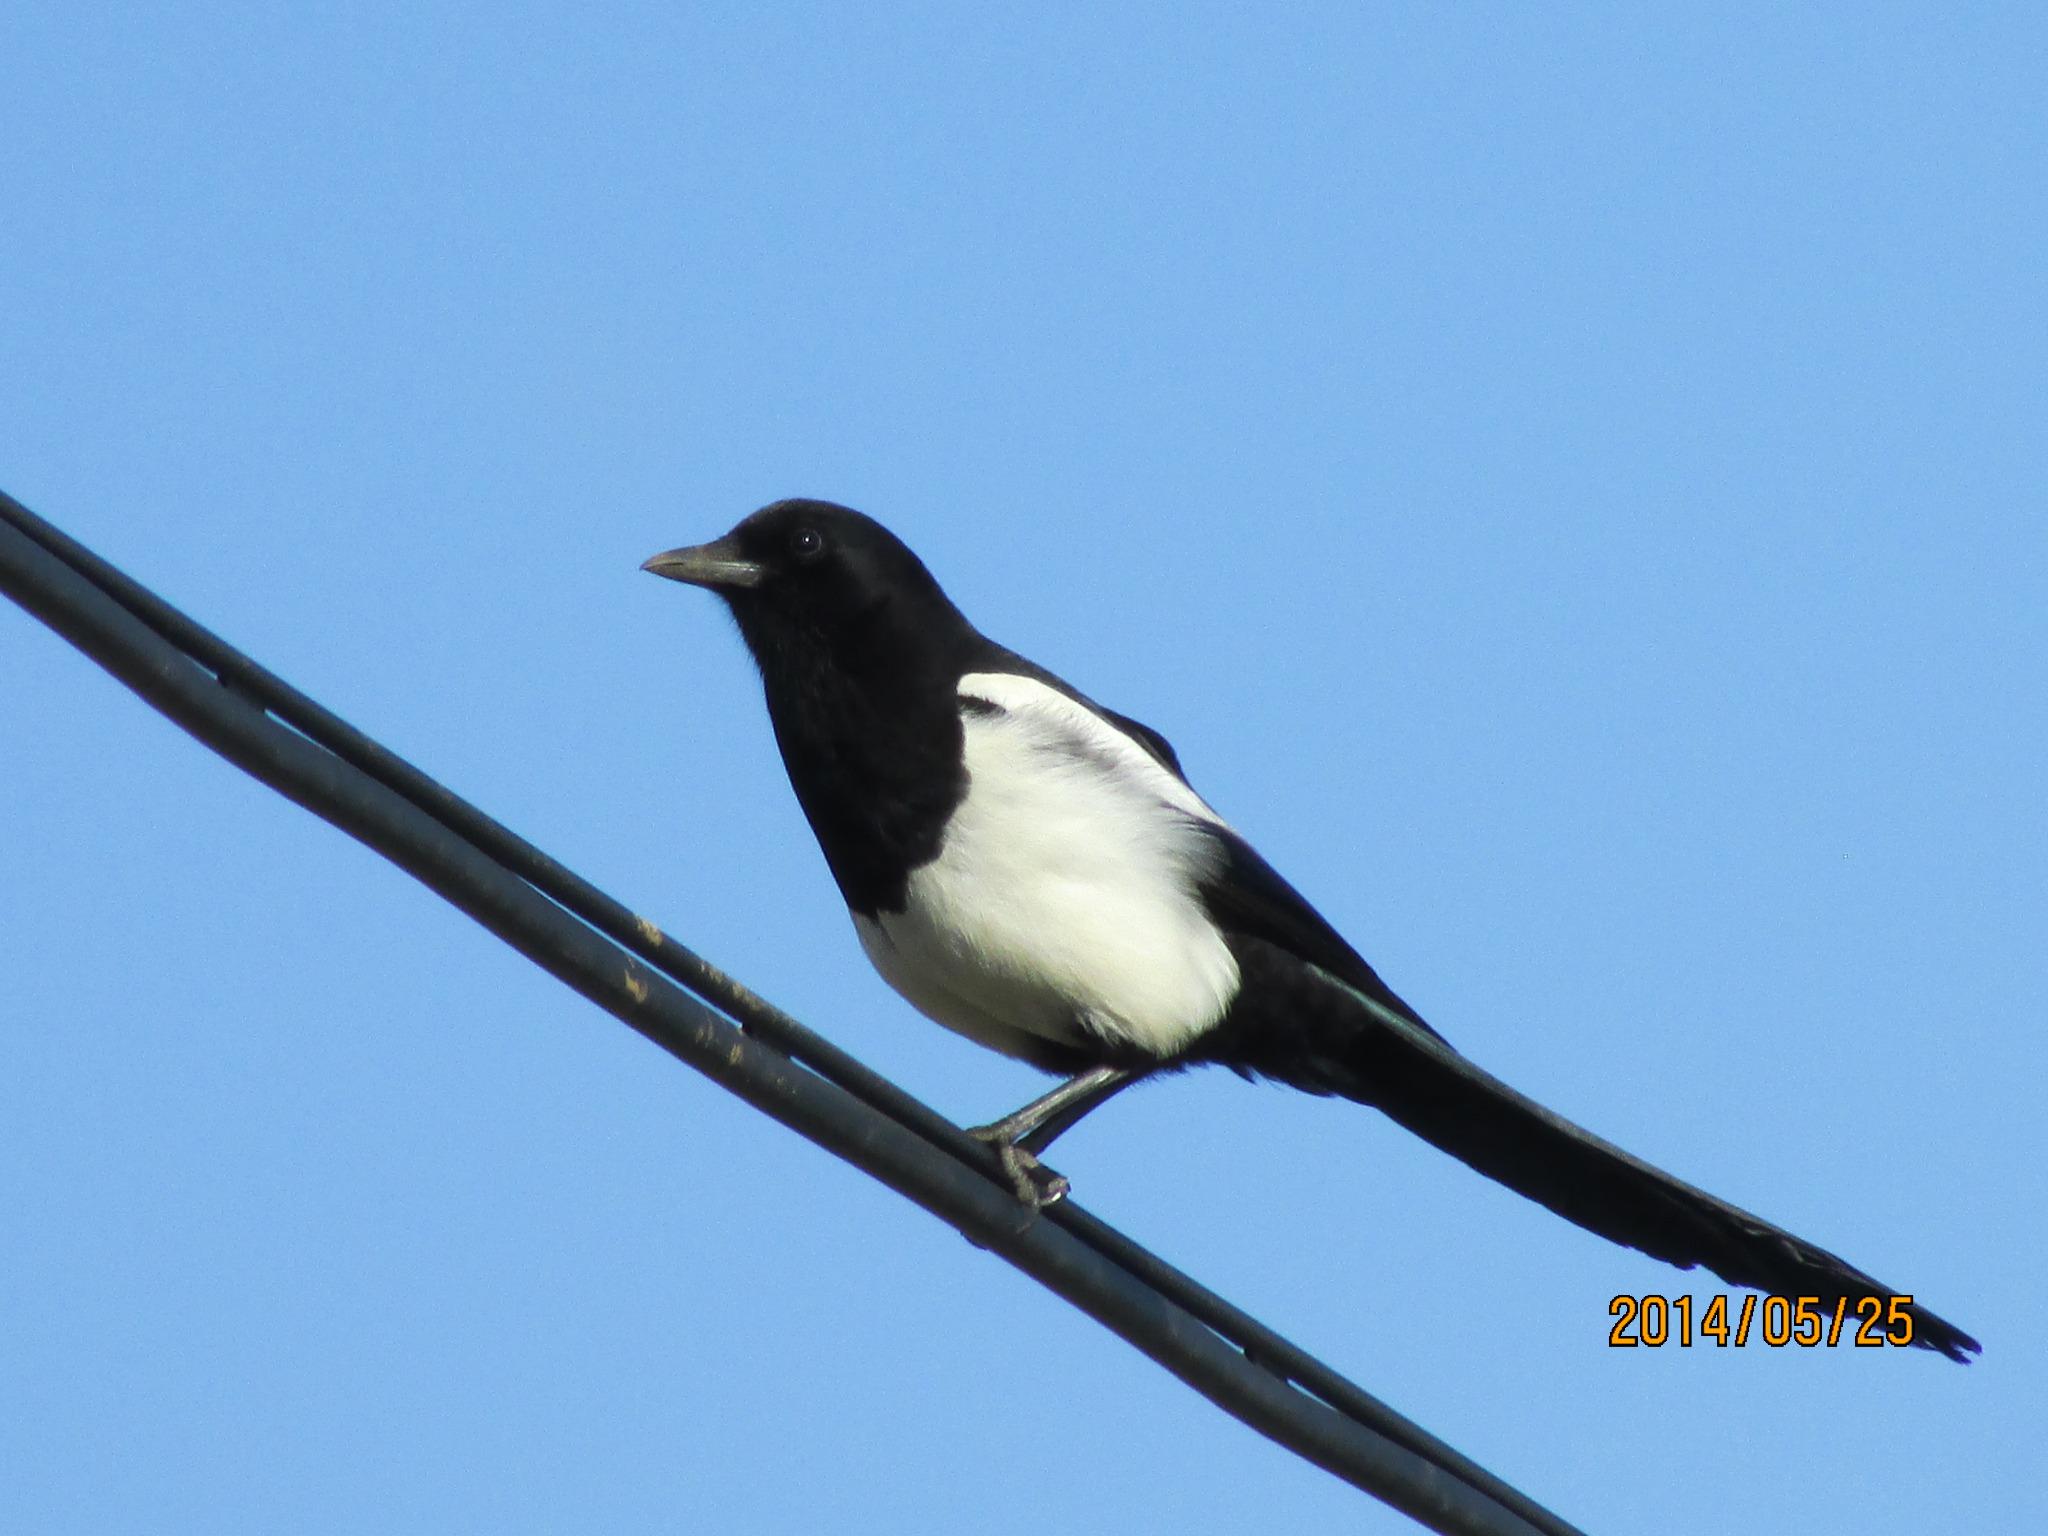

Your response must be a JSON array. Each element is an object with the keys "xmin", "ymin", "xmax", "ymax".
[
  {"xmin": 1034, "ymin": 661, "xmax": 1448, "ymax": 1043},
  {"xmin": 1197, "ymin": 827, "xmax": 1449, "ymax": 1045}
]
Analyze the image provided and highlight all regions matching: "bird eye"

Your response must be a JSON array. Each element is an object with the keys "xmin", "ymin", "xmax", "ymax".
[{"xmin": 789, "ymin": 526, "xmax": 825, "ymax": 561}]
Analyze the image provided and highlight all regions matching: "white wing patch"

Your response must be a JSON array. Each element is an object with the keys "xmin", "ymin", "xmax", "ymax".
[
  {"xmin": 961, "ymin": 671, "xmax": 1226, "ymax": 830},
  {"xmin": 861, "ymin": 672, "xmax": 1240, "ymax": 1062}
]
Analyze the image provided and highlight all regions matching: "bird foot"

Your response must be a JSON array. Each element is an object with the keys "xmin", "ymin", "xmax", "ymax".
[{"xmin": 967, "ymin": 1125, "xmax": 1070, "ymax": 1207}]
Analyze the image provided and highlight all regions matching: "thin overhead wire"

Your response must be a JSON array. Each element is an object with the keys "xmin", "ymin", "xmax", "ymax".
[{"xmin": 1, "ymin": 489, "xmax": 1588, "ymax": 1536}]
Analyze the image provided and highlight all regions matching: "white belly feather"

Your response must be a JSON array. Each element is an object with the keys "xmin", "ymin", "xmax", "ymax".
[{"xmin": 853, "ymin": 672, "xmax": 1241, "ymax": 1063}]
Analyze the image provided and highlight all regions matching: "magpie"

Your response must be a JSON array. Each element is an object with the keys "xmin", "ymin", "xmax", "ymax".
[{"xmin": 643, "ymin": 497, "xmax": 1979, "ymax": 1362}]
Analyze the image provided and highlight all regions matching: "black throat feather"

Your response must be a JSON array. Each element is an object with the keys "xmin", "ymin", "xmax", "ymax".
[{"xmin": 731, "ymin": 590, "xmax": 982, "ymax": 916}]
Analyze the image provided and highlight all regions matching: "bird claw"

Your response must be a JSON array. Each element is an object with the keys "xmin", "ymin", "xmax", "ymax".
[{"xmin": 968, "ymin": 1125, "xmax": 1070, "ymax": 1206}]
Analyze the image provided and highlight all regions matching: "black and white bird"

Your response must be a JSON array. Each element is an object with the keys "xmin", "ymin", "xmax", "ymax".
[{"xmin": 643, "ymin": 497, "xmax": 1978, "ymax": 1363}]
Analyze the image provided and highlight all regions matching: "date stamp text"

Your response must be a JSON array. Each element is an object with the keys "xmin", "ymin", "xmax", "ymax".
[{"xmin": 1607, "ymin": 1293, "xmax": 1920, "ymax": 1350}]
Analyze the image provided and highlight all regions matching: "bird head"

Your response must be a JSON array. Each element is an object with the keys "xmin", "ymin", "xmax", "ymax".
[{"xmin": 642, "ymin": 498, "xmax": 976, "ymax": 684}]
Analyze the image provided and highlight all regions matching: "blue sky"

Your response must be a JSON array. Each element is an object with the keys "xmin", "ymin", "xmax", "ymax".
[{"xmin": 3, "ymin": 5, "xmax": 2041, "ymax": 1532}]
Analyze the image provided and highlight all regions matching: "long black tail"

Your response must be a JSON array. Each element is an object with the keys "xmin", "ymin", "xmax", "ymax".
[{"xmin": 1214, "ymin": 941, "xmax": 1980, "ymax": 1362}]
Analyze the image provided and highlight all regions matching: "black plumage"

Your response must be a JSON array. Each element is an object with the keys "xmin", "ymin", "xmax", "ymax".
[{"xmin": 644, "ymin": 497, "xmax": 1979, "ymax": 1363}]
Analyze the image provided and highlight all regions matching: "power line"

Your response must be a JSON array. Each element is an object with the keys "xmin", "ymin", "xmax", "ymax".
[{"xmin": 1, "ymin": 488, "xmax": 1587, "ymax": 1536}]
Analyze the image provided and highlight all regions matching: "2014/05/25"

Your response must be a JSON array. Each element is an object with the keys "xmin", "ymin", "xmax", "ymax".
[{"xmin": 1607, "ymin": 1293, "xmax": 1919, "ymax": 1350}]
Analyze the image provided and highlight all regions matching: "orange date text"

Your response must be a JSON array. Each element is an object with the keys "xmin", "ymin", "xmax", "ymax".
[{"xmin": 1606, "ymin": 1293, "xmax": 1919, "ymax": 1350}]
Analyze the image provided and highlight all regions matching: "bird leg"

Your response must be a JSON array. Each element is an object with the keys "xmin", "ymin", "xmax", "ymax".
[{"xmin": 967, "ymin": 1065, "xmax": 1137, "ymax": 1206}]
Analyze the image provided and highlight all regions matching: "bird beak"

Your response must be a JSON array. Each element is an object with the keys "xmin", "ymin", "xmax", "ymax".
[{"xmin": 640, "ymin": 535, "xmax": 766, "ymax": 590}]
